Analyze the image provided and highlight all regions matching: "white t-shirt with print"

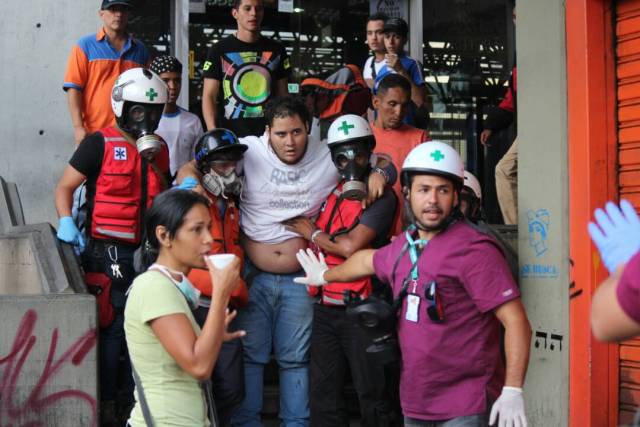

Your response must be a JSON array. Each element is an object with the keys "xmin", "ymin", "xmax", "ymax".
[
  {"xmin": 239, "ymin": 133, "xmax": 339, "ymax": 244},
  {"xmin": 155, "ymin": 108, "xmax": 204, "ymax": 177}
]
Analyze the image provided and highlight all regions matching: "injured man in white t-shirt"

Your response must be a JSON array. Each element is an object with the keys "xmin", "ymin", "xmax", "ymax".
[{"xmin": 177, "ymin": 102, "xmax": 394, "ymax": 275}]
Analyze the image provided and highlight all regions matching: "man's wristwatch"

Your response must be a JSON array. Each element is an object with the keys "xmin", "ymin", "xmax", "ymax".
[{"xmin": 373, "ymin": 167, "xmax": 390, "ymax": 183}]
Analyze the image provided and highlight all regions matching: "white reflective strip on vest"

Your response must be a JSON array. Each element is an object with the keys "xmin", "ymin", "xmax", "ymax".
[
  {"xmin": 322, "ymin": 294, "xmax": 345, "ymax": 306},
  {"xmin": 104, "ymin": 137, "xmax": 127, "ymax": 142},
  {"xmin": 95, "ymin": 227, "xmax": 135, "ymax": 240}
]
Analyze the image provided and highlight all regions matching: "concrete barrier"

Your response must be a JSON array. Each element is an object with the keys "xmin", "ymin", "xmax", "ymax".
[
  {"xmin": 0, "ymin": 223, "xmax": 86, "ymax": 295},
  {"xmin": 0, "ymin": 176, "xmax": 25, "ymax": 233},
  {"xmin": 0, "ymin": 221, "xmax": 97, "ymax": 426}
]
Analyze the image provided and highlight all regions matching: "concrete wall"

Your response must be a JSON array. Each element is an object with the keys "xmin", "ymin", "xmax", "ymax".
[
  {"xmin": 0, "ymin": 1, "xmax": 98, "ymax": 225},
  {"xmin": 517, "ymin": 0, "xmax": 569, "ymax": 425},
  {"xmin": 0, "ymin": 295, "xmax": 98, "ymax": 426}
]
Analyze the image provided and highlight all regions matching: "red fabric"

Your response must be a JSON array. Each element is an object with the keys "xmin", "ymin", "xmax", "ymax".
[
  {"xmin": 310, "ymin": 184, "xmax": 371, "ymax": 304},
  {"xmin": 498, "ymin": 67, "xmax": 517, "ymax": 112},
  {"xmin": 84, "ymin": 272, "xmax": 115, "ymax": 328},
  {"xmin": 91, "ymin": 127, "xmax": 168, "ymax": 245},
  {"xmin": 188, "ymin": 200, "xmax": 248, "ymax": 307}
]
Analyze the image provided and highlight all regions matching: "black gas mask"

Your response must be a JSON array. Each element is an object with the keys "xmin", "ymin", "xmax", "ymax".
[
  {"xmin": 345, "ymin": 292, "xmax": 399, "ymax": 365},
  {"xmin": 330, "ymin": 142, "xmax": 373, "ymax": 201},
  {"xmin": 116, "ymin": 101, "xmax": 164, "ymax": 159}
]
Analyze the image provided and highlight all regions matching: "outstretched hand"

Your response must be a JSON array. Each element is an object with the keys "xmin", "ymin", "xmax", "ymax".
[
  {"xmin": 588, "ymin": 199, "xmax": 640, "ymax": 273},
  {"xmin": 293, "ymin": 249, "xmax": 329, "ymax": 287}
]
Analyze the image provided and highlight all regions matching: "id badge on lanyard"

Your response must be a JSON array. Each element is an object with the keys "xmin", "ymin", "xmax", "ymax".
[
  {"xmin": 403, "ymin": 231, "xmax": 426, "ymax": 323},
  {"xmin": 405, "ymin": 280, "xmax": 420, "ymax": 323}
]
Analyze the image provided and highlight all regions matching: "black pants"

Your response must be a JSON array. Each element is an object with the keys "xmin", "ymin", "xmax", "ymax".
[
  {"xmin": 310, "ymin": 304, "xmax": 401, "ymax": 427},
  {"xmin": 192, "ymin": 303, "xmax": 245, "ymax": 426},
  {"xmin": 82, "ymin": 240, "xmax": 136, "ymax": 407}
]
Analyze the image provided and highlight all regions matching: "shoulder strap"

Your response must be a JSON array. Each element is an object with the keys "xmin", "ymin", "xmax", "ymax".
[
  {"xmin": 149, "ymin": 161, "xmax": 169, "ymax": 191},
  {"xmin": 131, "ymin": 364, "xmax": 156, "ymax": 427},
  {"xmin": 370, "ymin": 56, "xmax": 377, "ymax": 79},
  {"xmin": 202, "ymin": 380, "xmax": 219, "ymax": 427}
]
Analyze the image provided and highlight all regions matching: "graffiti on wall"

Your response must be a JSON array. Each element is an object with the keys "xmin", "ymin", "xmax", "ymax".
[
  {"xmin": 521, "ymin": 208, "xmax": 560, "ymax": 279},
  {"xmin": 0, "ymin": 309, "xmax": 97, "ymax": 427}
]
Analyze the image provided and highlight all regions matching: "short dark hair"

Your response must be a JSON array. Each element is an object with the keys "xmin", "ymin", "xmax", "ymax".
[
  {"xmin": 140, "ymin": 190, "xmax": 210, "ymax": 269},
  {"xmin": 376, "ymin": 73, "xmax": 411, "ymax": 97},
  {"xmin": 264, "ymin": 96, "xmax": 311, "ymax": 129},
  {"xmin": 232, "ymin": 0, "xmax": 262, "ymax": 9},
  {"xmin": 367, "ymin": 12, "xmax": 388, "ymax": 24}
]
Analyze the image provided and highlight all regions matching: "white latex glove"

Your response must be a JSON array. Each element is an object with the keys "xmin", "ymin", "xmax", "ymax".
[
  {"xmin": 489, "ymin": 387, "xmax": 527, "ymax": 427},
  {"xmin": 293, "ymin": 248, "xmax": 328, "ymax": 286}
]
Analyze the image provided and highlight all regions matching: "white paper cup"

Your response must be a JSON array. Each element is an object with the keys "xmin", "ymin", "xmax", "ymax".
[{"xmin": 208, "ymin": 253, "xmax": 237, "ymax": 269}]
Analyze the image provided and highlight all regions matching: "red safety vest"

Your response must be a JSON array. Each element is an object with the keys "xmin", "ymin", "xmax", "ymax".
[
  {"xmin": 187, "ymin": 198, "xmax": 248, "ymax": 307},
  {"xmin": 90, "ymin": 127, "xmax": 166, "ymax": 245},
  {"xmin": 310, "ymin": 183, "xmax": 371, "ymax": 305}
]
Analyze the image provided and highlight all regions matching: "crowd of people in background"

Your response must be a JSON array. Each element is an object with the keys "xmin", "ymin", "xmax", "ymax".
[{"xmin": 61, "ymin": 1, "xmax": 640, "ymax": 427}]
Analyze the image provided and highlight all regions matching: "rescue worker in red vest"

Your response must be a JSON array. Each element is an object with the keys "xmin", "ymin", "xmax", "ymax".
[
  {"xmin": 284, "ymin": 114, "xmax": 399, "ymax": 426},
  {"xmin": 54, "ymin": 67, "xmax": 170, "ymax": 426},
  {"xmin": 186, "ymin": 128, "xmax": 249, "ymax": 426}
]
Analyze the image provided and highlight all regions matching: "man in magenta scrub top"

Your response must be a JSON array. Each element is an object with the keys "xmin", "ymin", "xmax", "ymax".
[{"xmin": 294, "ymin": 141, "xmax": 532, "ymax": 426}]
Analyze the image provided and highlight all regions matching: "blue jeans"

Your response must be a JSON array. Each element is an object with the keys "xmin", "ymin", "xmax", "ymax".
[
  {"xmin": 231, "ymin": 260, "xmax": 316, "ymax": 427},
  {"xmin": 403, "ymin": 413, "xmax": 488, "ymax": 427}
]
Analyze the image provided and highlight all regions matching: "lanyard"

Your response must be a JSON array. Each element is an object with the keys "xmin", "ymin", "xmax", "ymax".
[
  {"xmin": 391, "ymin": 226, "xmax": 428, "ymax": 311},
  {"xmin": 405, "ymin": 228, "xmax": 428, "ymax": 282}
]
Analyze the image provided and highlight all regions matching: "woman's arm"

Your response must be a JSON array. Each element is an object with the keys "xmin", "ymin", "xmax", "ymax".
[{"xmin": 149, "ymin": 257, "xmax": 245, "ymax": 381}]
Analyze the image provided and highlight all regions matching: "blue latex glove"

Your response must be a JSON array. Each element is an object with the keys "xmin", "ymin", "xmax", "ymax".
[
  {"xmin": 588, "ymin": 199, "xmax": 640, "ymax": 273},
  {"xmin": 57, "ymin": 216, "xmax": 85, "ymax": 252},
  {"xmin": 174, "ymin": 176, "xmax": 199, "ymax": 191}
]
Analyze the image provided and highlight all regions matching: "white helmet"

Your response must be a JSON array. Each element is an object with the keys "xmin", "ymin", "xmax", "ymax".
[
  {"xmin": 463, "ymin": 170, "xmax": 482, "ymax": 200},
  {"xmin": 327, "ymin": 114, "xmax": 376, "ymax": 149},
  {"xmin": 111, "ymin": 67, "xmax": 168, "ymax": 118},
  {"xmin": 401, "ymin": 141, "xmax": 465, "ymax": 188}
]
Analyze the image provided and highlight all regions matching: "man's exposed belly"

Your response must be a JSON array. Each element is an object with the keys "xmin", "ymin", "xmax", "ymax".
[{"xmin": 241, "ymin": 233, "xmax": 308, "ymax": 274}]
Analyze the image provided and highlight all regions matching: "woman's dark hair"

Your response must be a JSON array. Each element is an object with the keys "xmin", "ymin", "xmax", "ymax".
[
  {"xmin": 264, "ymin": 96, "xmax": 311, "ymax": 129},
  {"xmin": 140, "ymin": 189, "xmax": 210, "ymax": 269}
]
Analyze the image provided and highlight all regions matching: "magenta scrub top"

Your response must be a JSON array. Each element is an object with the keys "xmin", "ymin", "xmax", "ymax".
[
  {"xmin": 616, "ymin": 250, "xmax": 640, "ymax": 323},
  {"xmin": 373, "ymin": 221, "xmax": 520, "ymax": 421}
]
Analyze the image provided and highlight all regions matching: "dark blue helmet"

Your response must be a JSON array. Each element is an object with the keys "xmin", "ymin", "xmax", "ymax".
[{"xmin": 194, "ymin": 129, "xmax": 248, "ymax": 172}]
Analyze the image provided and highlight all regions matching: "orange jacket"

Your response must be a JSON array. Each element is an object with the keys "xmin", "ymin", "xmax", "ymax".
[{"xmin": 187, "ymin": 199, "xmax": 248, "ymax": 307}]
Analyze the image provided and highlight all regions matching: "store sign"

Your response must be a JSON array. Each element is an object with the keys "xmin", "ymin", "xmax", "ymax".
[{"xmin": 370, "ymin": 0, "xmax": 408, "ymax": 20}]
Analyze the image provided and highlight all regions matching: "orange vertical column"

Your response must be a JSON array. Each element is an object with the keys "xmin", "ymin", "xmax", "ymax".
[{"xmin": 566, "ymin": 1, "xmax": 619, "ymax": 426}]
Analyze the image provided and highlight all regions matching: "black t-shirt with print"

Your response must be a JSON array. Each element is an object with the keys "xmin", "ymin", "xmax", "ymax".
[{"xmin": 202, "ymin": 35, "xmax": 291, "ymax": 138}]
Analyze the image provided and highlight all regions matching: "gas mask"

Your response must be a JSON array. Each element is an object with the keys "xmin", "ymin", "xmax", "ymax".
[
  {"xmin": 202, "ymin": 167, "xmax": 244, "ymax": 199},
  {"xmin": 117, "ymin": 101, "xmax": 164, "ymax": 159},
  {"xmin": 330, "ymin": 142, "xmax": 373, "ymax": 201}
]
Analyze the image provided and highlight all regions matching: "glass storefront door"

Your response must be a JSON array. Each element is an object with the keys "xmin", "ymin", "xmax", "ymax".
[{"xmin": 422, "ymin": 0, "xmax": 515, "ymax": 222}]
